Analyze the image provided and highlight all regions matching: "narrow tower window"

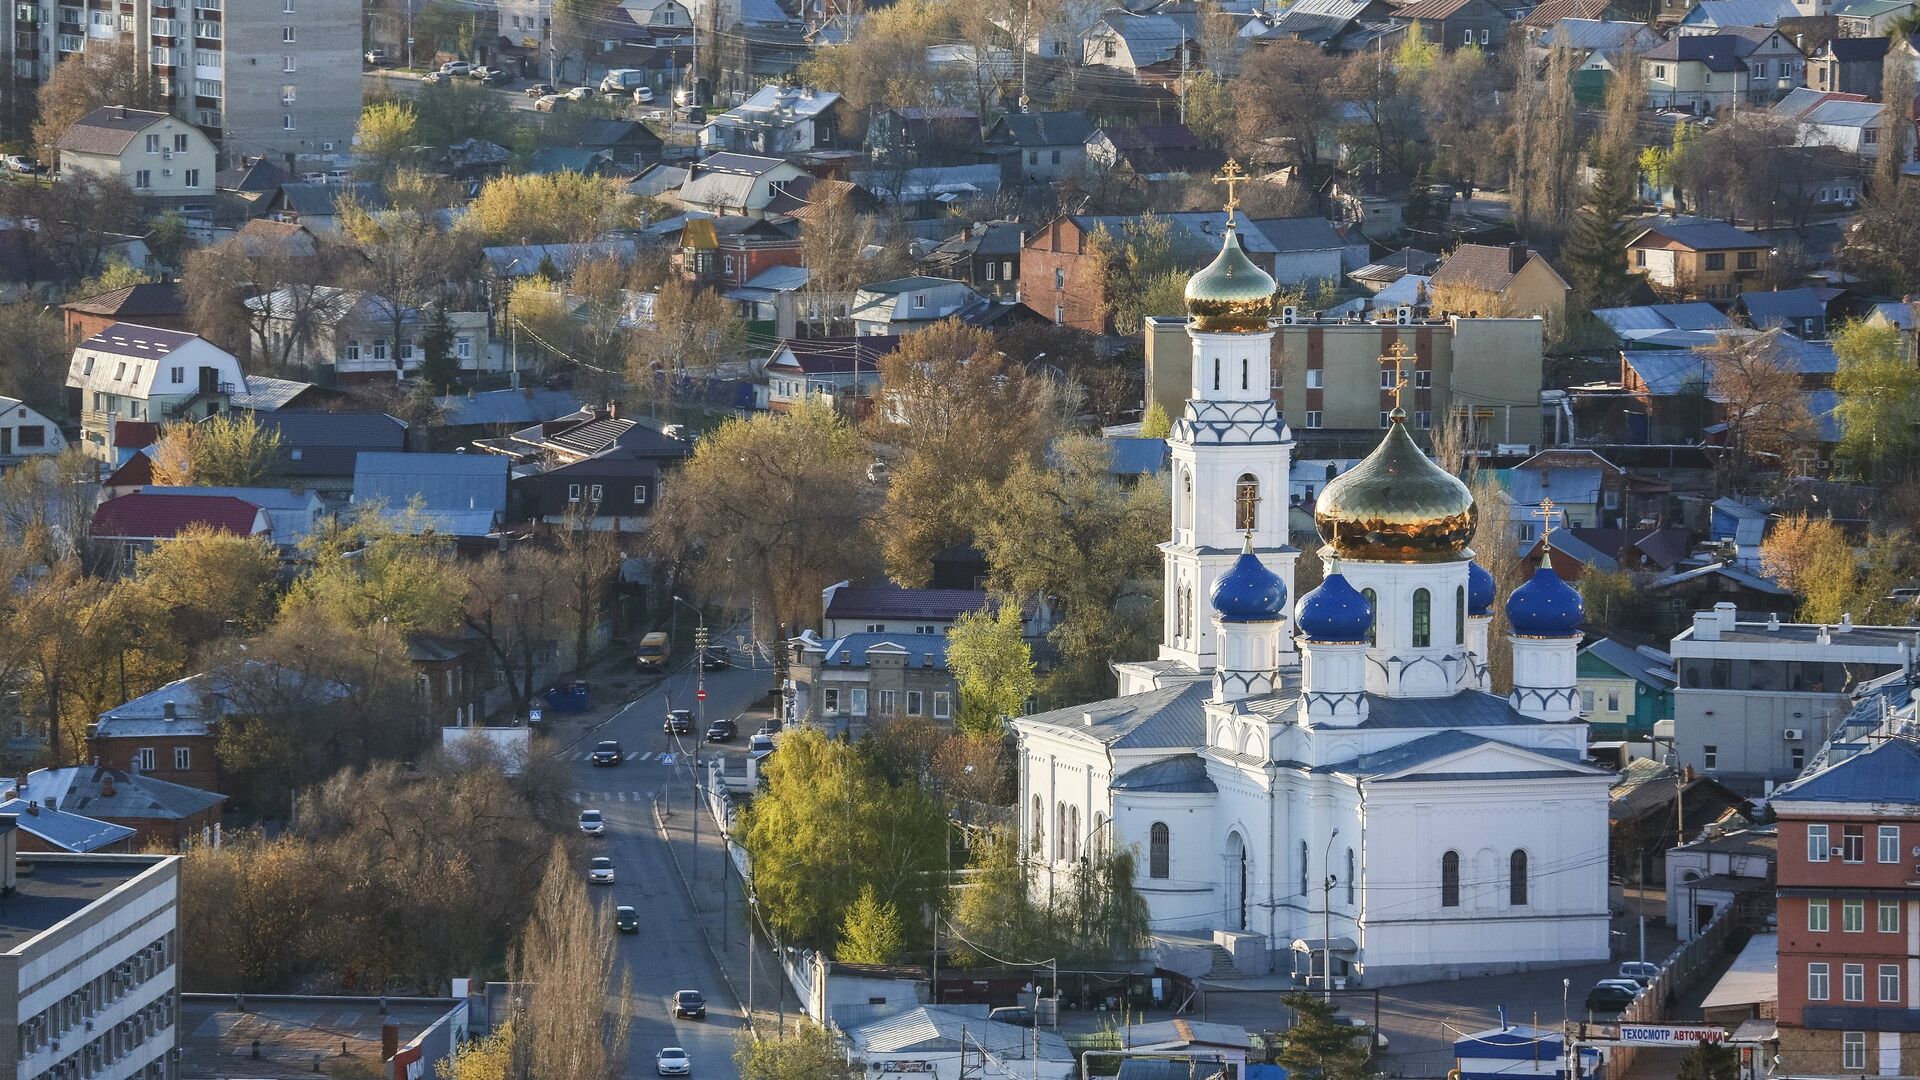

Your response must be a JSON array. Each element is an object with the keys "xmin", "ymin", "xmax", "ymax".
[
  {"xmin": 1241, "ymin": 357, "xmax": 1249, "ymax": 390},
  {"xmin": 1235, "ymin": 474, "xmax": 1259, "ymax": 531},
  {"xmin": 1150, "ymin": 823, "xmax": 1171, "ymax": 878},
  {"xmin": 1213, "ymin": 358, "xmax": 1220, "ymax": 390},
  {"xmin": 1362, "ymin": 589, "xmax": 1377, "ymax": 644},
  {"xmin": 1509, "ymin": 850, "xmax": 1529, "ymax": 906},
  {"xmin": 1441, "ymin": 850, "xmax": 1460, "ymax": 907},
  {"xmin": 1412, "ymin": 588, "xmax": 1431, "ymax": 648},
  {"xmin": 1456, "ymin": 585, "xmax": 1466, "ymax": 644}
]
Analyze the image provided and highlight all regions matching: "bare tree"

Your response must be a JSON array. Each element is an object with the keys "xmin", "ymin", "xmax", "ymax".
[
  {"xmin": 32, "ymin": 43, "xmax": 163, "ymax": 162},
  {"xmin": 510, "ymin": 845, "xmax": 633, "ymax": 1080},
  {"xmin": 1703, "ymin": 329, "xmax": 1818, "ymax": 485},
  {"xmin": 1511, "ymin": 45, "xmax": 1580, "ymax": 242}
]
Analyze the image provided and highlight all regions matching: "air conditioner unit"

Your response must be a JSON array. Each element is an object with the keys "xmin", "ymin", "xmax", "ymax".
[
  {"xmin": 1783, "ymin": 728, "xmax": 1804, "ymax": 740},
  {"xmin": 1396, "ymin": 305, "xmax": 1413, "ymax": 325},
  {"xmin": 1281, "ymin": 304, "xmax": 1299, "ymax": 325},
  {"xmin": 161, "ymin": 149, "xmax": 171, "ymax": 160},
  {"xmin": 161, "ymin": 168, "xmax": 171, "ymax": 176},
  {"xmin": 321, "ymin": 142, "xmax": 334, "ymax": 151}
]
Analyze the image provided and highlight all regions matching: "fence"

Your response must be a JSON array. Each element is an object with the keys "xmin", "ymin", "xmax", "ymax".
[{"xmin": 1602, "ymin": 907, "xmax": 1739, "ymax": 1076}]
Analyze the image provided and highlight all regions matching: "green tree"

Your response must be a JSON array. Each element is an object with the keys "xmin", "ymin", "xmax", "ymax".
[
  {"xmin": 1562, "ymin": 160, "xmax": 1639, "ymax": 310},
  {"xmin": 1576, "ymin": 565, "xmax": 1638, "ymax": 635},
  {"xmin": 71, "ymin": 258, "xmax": 158, "ymax": 301},
  {"xmin": 1276, "ymin": 992, "xmax": 1372, "ymax": 1080},
  {"xmin": 1395, "ymin": 22, "xmax": 1440, "ymax": 72},
  {"xmin": 462, "ymin": 172, "xmax": 635, "ymax": 245},
  {"xmin": 132, "ymin": 525, "xmax": 281, "ymax": 644},
  {"xmin": 417, "ymin": 300, "xmax": 460, "ymax": 392},
  {"xmin": 1139, "ymin": 400, "xmax": 1172, "ymax": 439},
  {"xmin": 949, "ymin": 825, "xmax": 1151, "ymax": 967},
  {"xmin": 1676, "ymin": 1037, "xmax": 1740, "ymax": 1080},
  {"xmin": 148, "ymin": 411, "xmax": 283, "ymax": 487},
  {"xmin": 944, "ymin": 600, "xmax": 1036, "ymax": 739},
  {"xmin": 356, "ymin": 100, "xmax": 420, "ymax": 177},
  {"xmin": 285, "ymin": 509, "xmax": 466, "ymax": 636},
  {"xmin": 1834, "ymin": 318, "xmax": 1920, "ymax": 483},
  {"xmin": 837, "ymin": 884, "xmax": 907, "ymax": 964},
  {"xmin": 740, "ymin": 727, "xmax": 947, "ymax": 951},
  {"xmin": 735, "ymin": 1025, "xmax": 858, "ymax": 1080}
]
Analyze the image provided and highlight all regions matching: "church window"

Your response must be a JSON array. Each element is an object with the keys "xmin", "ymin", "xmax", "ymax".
[
  {"xmin": 1056, "ymin": 802, "xmax": 1067, "ymax": 861},
  {"xmin": 1412, "ymin": 589, "xmax": 1431, "ymax": 648},
  {"xmin": 1235, "ymin": 474, "xmax": 1259, "ymax": 531},
  {"xmin": 1068, "ymin": 805, "xmax": 1081, "ymax": 861},
  {"xmin": 1346, "ymin": 848, "xmax": 1355, "ymax": 905},
  {"xmin": 1149, "ymin": 823, "xmax": 1170, "ymax": 879},
  {"xmin": 1031, "ymin": 796, "xmax": 1044, "ymax": 855},
  {"xmin": 1509, "ymin": 850, "xmax": 1529, "ymax": 906},
  {"xmin": 1361, "ymin": 589, "xmax": 1377, "ymax": 644},
  {"xmin": 1441, "ymin": 851, "xmax": 1460, "ymax": 907},
  {"xmin": 1456, "ymin": 585, "xmax": 1466, "ymax": 644},
  {"xmin": 1300, "ymin": 841, "xmax": 1309, "ymax": 895},
  {"xmin": 1092, "ymin": 812, "xmax": 1105, "ymax": 854},
  {"xmin": 1213, "ymin": 358, "xmax": 1220, "ymax": 391},
  {"xmin": 1241, "ymin": 357, "xmax": 1249, "ymax": 390}
]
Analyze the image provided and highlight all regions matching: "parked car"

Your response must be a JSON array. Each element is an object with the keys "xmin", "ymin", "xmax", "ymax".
[
  {"xmin": 987, "ymin": 1006, "xmax": 1034, "ymax": 1027},
  {"xmin": 656, "ymin": 1047, "xmax": 691, "ymax": 1076},
  {"xmin": 1331, "ymin": 1016, "xmax": 1389, "ymax": 1051},
  {"xmin": 1595, "ymin": 978, "xmax": 1643, "ymax": 995},
  {"xmin": 364, "ymin": 49, "xmax": 387, "ymax": 66},
  {"xmin": 4, "ymin": 155, "xmax": 42, "ymax": 174},
  {"xmin": 534, "ymin": 94, "xmax": 569, "ymax": 112},
  {"xmin": 588, "ymin": 856, "xmax": 615, "ymax": 884},
  {"xmin": 748, "ymin": 733, "xmax": 774, "ymax": 757},
  {"xmin": 1619, "ymin": 961, "xmax": 1659, "ymax": 986},
  {"xmin": 615, "ymin": 905, "xmax": 640, "ymax": 933},
  {"xmin": 673, "ymin": 990, "xmax": 706, "ymax": 1019},
  {"xmin": 578, "ymin": 809, "xmax": 606, "ymax": 835},
  {"xmin": 632, "ymin": 86, "xmax": 657, "ymax": 104},
  {"xmin": 422, "ymin": 71, "xmax": 450, "ymax": 84},
  {"xmin": 479, "ymin": 68, "xmax": 515, "ymax": 86},
  {"xmin": 562, "ymin": 85, "xmax": 595, "ymax": 101},
  {"xmin": 591, "ymin": 740, "xmax": 624, "ymax": 766},
  {"xmin": 1585, "ymin": 982, "xmax": 1637, "ymax": 1013},
  {"xmin": 700, "ymin": 646, "xmax": 730, "ymax": 671},
  {"xmin": 705, "ymin": 718, "xmax": 736, "ymax": 742},
  {"xmin": 524, "ymin": 82, "xmax": 557, "ymax": 98},
  {"xmin": 438, "ymin": 60, "xmax": 473, "ymax": 75},
  {"xmin": 664, "ymin": 709, "xmax": 694, "ymax": 736}
]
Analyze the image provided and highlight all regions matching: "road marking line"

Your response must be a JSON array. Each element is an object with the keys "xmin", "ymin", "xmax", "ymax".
[{"xmin": 571, "ymin": 792, "xmax": 584, "ymax": 803}]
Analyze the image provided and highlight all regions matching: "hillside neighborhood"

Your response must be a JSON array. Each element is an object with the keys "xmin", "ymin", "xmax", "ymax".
[{"xmin": 0, "ymin": 0, "xmax": 1915, "ymax": 1078}]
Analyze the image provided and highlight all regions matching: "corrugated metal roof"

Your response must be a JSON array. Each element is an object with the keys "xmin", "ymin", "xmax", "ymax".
[
  {"xmin": 0, "ymin": 799, "xmax": 136, "ymax": 852},
  {"xmin": 1112, "ymin": 755, "xmax": 1217, "ymax": 792},
  {"xmin": 850, "ymin": 1007, "xmax": 1070, "ymax": 1059},
  {"xmin": 1583, "ymin": 637, "xmax": 1677, "ymax": 689},
  {"xmin": 1679, "ymin": 0, "xmax": 1797, "ymax": 25},
  {"xmin": 435, "ymin": 389, "xmax": 584, "ymax": 427},
  {"xmin": 1020, "ymin": 682, "xmax": 1209, "ymax": 749},
  {"xmin": 231, "ymin": 375, "xmax": 318, "ymax": 412},
  {"xmin": 1774, "ymin": 737, "xmax": 1920, "ymax": 805},
  {"xmin": 91, "ymin": 493, "xmax": 264, "ymax": 540},
  {"xmin": 352, "ymin": 451, "xmax": 508, "ymax": 513}
]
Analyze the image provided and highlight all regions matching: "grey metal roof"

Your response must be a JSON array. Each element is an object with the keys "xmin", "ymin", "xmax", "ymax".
[
  {"xmin": 816, "ymin": 632, "xmax": 951, "ymax": 669},
  {"xmin": 1506, "ymin": 467, "xmax": 1602, "ymax": 505},
  {"xmin": 992, "ymin": 110, "xmax": 1095, "ymax": 147},
  {"xmin": 1774, "ymin": 738, "xmax": 1920, "ymax": 805},
  {"xmin": 352, "ymin": 451, "xmax": 508, "ymax": 513},
  {"xmin": 230, "ymin": 375, "xmax": 317, "ymax": 412},
  {"xmin": 434, "ymin": 389, "xmax": 584, "ymax": 428},
  {"xmin": 80, "ymin": 323, "xmax": 199, "ymax": 359},
  {"xmin": 1020, "ymin": 682, "xmax": 1209, "ymax": 749},
  {"xmin": 28, "ymin": 767, "xmax": 226, "ymax": 821},
  {"xmin": 1582, "ymin": 637, "xmax": 1677, "ymax": 689},
  {"xmin": 1353, "ymin": 690, "xmax": 1545, "ymax": 729},
  {"xmin": 1632, "ymin": 217, "xmax": 1769, "ymax": 250},
  {"xmin": 1323, "ymin": 729, "xmax": 1595, "ymax": 780},
  {"xmin": 1646, "ymin": 560, "xmax": 1791, "ymax": 595},
  {"xmin": 850, "ymin": 1006, "xmax": 1070, "ymax": 1059},
  {"xmin": 1112, "ymin": 754, "xmax": 1217, "ymax": 793},
  {"xmin": 1679, "ymin": 0, "xmax": 1797, "ymax": 24},
  {"xmin": 258, "ymin": 411, "xmax": 408, "ymax": 477},
  {"xmin": 0, "ymin": 799, "xmax": 136, "ymax": 853}
]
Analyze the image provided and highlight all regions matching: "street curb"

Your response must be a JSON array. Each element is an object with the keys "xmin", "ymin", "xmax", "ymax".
[{"xmin": 651, "ymin": 797, "xmax": 757, "ymax": 1040}]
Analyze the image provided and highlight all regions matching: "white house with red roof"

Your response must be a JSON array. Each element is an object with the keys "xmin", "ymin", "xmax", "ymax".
[
  {"xmin": 89, "ymin": 492, "xmax": 271, "ymax": 554},
  {"xmin": 64, "ymin": 323, "xmax": 245, "ymax": 462}
]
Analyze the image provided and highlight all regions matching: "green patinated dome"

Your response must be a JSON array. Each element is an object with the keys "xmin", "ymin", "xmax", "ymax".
[{"xmin": 1184, "ymin": 223, "xmax": 1276, "ymax": 333}]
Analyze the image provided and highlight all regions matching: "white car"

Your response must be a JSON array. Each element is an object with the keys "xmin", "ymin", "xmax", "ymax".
[
  {"xmin": 1619, "ymin": 961, "xmax": 1659, "ymax": 986},
  {"xmin": 535, "ymin": 94, "xmax": 569, "ymax": 112},
  {"xmin": 563, "ymin": 85, "xmax": 595, "ymax": 101},
  {"xmin": 656, "ymin": 1047, "xmax": 690, "ymax": 1076},
  {"xmin": 588, "ymin": 856, "xmax": 614, "ymax": 884},
  {"xmin": 439, "ymin": 60, "xmax": 473, "ymax": 76},
  {"xmin": 578, "ymin": 809, "xmax": 605, "ymax": 836},
  {"xmin": 632, "ymin": 86, "xmax": 656, "ymax": 104}
]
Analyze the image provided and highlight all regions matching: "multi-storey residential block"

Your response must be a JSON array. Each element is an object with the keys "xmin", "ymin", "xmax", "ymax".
[
  {"xmin": 0, "ymin": 815, "xmax": 182, "ymax": 1080},
  {"xmin": 8, "ymin": 0, "xmax": 359, "ymax": 170},
  {"xmin": 1772, "ymin": 737, "xmax": 1920, "ymax": 1076}
]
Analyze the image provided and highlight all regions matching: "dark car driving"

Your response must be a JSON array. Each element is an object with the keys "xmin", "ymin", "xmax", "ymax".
[
  {"xmin": 590, "ymin": 740, "xmax": 623, "ymax": 766},
  {"xmin": 1585, "ymin": 982, "xmax": 1637, "ymax": 1014},
  {"xmin": 705, "ymin": 718, "xmax": 736, "ymax": 742},
  {"xmin": 664, "ymin": 709, "xmax": 694, "ymax": 736},
  {"xmin": 701, "ymin": 646, "xmax": 731, "ymax": 671},
  {"xmin": 615, "ymin": 906, "xmax": 640, "ymax": 933},
  {"xmin": 673, "ymin": 990, "xmax": 706, "ymax": 1019}
]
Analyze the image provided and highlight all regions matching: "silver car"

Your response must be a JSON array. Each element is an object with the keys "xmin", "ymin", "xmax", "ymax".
[
  {"xmin": 656, "ymin": 1047, "xmax": 690, "ymax": 1076},
  {"xmin": 588, "ymin": 856, "xmax": 614, "ymax": 884}
]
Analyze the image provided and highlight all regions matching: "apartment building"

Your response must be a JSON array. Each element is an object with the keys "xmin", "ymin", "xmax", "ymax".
[
  {"xmin": 1667, "ymin": 603, "xmax": 1915, "ymax": 793},
  {"xmin": 1772, "ymin": 738, "xmax": 1920, "ymax": 1077},
  {"xmin": 0, "ymin": 816, "xmax": 182, "ymax": 1080},
  {"xmin": 7, "ymin": 0, "xmax": 359, "ymax": 170}
]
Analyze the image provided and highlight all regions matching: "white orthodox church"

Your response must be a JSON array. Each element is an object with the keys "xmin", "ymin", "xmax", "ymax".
[{"xmin": 1011, "ymin": 199, "xmax": 1612, "ymax": 987}]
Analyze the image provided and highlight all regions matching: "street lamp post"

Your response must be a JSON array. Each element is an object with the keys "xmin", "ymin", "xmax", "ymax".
[
  {"xmin": 1322, "ymin": 828, "xmax": 1340, "ymax": 1001},
  {"xmin": 672, "ymin": 594, "xmax": 709, "ymax": 867}
]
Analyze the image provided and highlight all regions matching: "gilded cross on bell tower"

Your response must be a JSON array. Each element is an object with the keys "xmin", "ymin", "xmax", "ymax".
[
  {"xmin": 1379, "ymin": 340, "xmax": 1414, "ymax": 417},
  {"xmin": 1213, "ymin": 159, "xmax": 1247, "ymax": 225}
]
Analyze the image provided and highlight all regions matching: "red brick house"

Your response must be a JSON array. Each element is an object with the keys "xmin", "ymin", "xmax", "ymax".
[
  {"xmin": 1771, "ymin": 738, "xmax": 1920, "ymax": 1076},
  {"xmin": 679, "ymin": 216, "xmax": 802, "ymax": 290},
  {"xmin": 17, "ymin": 766, "xmax": 224, "ymax": 851},
  {"xmin": 60, "ymin": 282, "xmax": 188, "ymax": 342},
  {"xmin": 87, "ymin": 662, "xmax": 348, "ymax": 792}
]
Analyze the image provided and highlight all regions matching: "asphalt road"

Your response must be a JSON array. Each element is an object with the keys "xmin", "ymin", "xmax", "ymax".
[{"xmin": 567, "ymin": 650, "xmax": 772, "ymax": 1080}]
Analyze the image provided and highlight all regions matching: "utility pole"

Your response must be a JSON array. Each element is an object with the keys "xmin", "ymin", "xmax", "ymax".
[
  {"xmin": 1178, "ymin": 28, "xmax": 1188, "ymax": 125},
  {"xmin": 1322, "ymin": 828, "xmax": 1339, "ymax": 1001}
]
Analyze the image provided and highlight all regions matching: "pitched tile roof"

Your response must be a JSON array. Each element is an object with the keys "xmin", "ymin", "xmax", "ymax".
[
  {"xmin": 60, "ymin": 282, "xmax": 184, "ymax": 319},
  {"xmin": 54, "ymin": 107, "xmax": 172, "ymax": 156},
  {"xmin": 90, "ymin": 493, "xmax": 264, "ymax": 540},
  {"xmin": 767, "ymin": 335, "xmax": 902, "ymax": 375},
  {"xmin": 1431, "ymin": 243, "xmax": 1536, "ymax": 292},
  {"xmin": 991, "ymin": 110, "xmax": 1095, "ymax": 147},
  {"xmin": 826, "ymin": 585, "xmax": 994, "ymax": 621}
]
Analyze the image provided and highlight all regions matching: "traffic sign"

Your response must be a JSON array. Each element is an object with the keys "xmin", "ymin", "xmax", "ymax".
[
  {"xmin": 697, "ymin": 689, "xmax": 707, "ymax": 700},
  {"xmin": 529, "ymin": 707, "xmax": 543, "ymax": 723},
  {"xmin": 660, "ymin": 753, "xmax": 675, "ymax": 765}
]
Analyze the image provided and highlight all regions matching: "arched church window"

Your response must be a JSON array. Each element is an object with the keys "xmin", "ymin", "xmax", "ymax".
[
  {"xmin": 1441, "ymin": 850, "xmax": 1460, "ymax": 907},
  {"xmin": 1092, "ymin": 812, "xmax": 1106, "ymax": 854},
  {"xmin": 1235, "ymin": 474, "xmax": 1259, "ymax": 531},
  {"xmin": 1182, "ymin": 468, "xmax": 1194, "ymax": 531},
  {"xmin": 1149, "ymin": 823, "xmax": 1170, "ymax": 879},
  {"xmin": 1346, "ymin": 848, "xmax": 1356, "ymax": 905},
  {"xmin": 1361, "ymin": 589, "xmax": 1377, "ymax": 645},
  {"xmin": 1241, "ymin": 357, "xmax": 1249, "ymax": 390},
  {"xmin": 1509, "ymin": 850, "xmax": 1529, "ymax": 906},
  {"xmin": 1174, "ymin": 585, "xmax": 1186, "ymax": 639},
  {"xmin": 1300, "ymin": 841, "xmax": 1309, "ymax": 895},
  {"xmin": 1056, "ymin": 802, "xmax": 1066, "ymax": 861},
  {"xmin": 1031, "ymin": 796, "xmax": 1044, "ymax": 855},
  {"xmin": 1412, "ymin": 589, "xmax": 1431, "ymax": 648},
  {"xmin": 1456, "ymin": 585, "xmax": 1466, "ymax": 644},
  {"xmin": 1068, "ymin": 805, "xmax": 1081, "ymax": 861},
  {"xmin": 1213, "ymin": 358, "xmax": 1221, "ymax": 391}
]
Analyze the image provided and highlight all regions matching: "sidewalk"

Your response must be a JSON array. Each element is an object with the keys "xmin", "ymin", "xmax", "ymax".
[{"xmin": 653, "ymin": 795, "xmax": 797, "ymax": 1039}]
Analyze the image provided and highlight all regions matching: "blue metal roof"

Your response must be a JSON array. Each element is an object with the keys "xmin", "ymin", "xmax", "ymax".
[
  {"xmin": 1107, "ymin": 437, "xmax": 1170, "ymax": 477},
  {"xmin": 1112, "ymin": 754, "xmax": 1218, "ymax": 793},
  {"xmin": 1624, "ymin": 351, "xmax": 1710, "ymax": 396},
  {"xmin": 352, "ymin": 452, "xmax": 508, "ymax": 513},
  {"xmin": 435, "ymin": 389, "xmax": 584, "ymax": 428},
  {"xmin": 1506, "ymin": 468, "xmax": 1602, "ymax": 506},
  {"xmin": 0, "ymin": 799, "xmax": 135, "ymax": 853},
  {"xmin": 819, "ymin": 632, "xmax": 951, "ymax": 669},
  {"xmin": 1774, "ymin": 737, "xmax": 1920, "ymax": 805}
]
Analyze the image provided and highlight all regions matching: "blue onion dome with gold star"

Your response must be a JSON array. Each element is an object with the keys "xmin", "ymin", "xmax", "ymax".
[
  {"xmin": 1296, "ymin": 572, "xmax": 1373, "ymax": 643},
  {"xmin": 1313, "ymin": 411, "xmax": 1476, "ymax": 564},
  {"xmin": 1467, "ymin": 561, "xmax": 1496, "ymax": 616},
  {"xmin": 1506, "ymin": 556, "xmax": 1585, "ymax": 637},
  {"xmin": 1211, "ymin": 540, "xmax": 1288, "ymax": 623}
]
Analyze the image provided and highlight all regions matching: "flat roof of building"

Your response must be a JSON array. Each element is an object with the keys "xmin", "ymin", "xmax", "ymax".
[
  {"xmin": 177, "ymin": 995, "xmax": 460, "ymax": 1079},
  {"xmin": 0, "ymin": 857, "xmax": 157, "ymax": 951}
]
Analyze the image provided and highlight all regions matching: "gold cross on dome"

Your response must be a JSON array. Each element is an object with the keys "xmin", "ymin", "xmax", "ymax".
[
  {"xmin": 1213, "ymin": 159, "xmax": 1247, "ymax": 224},
  {"xmin": 1379, "ymin": 340, "xmax": 1414, "ymax": 413},
  {"xmin": 1536, "ymin": 496, "xmax": 1559, "ymax": 535}
]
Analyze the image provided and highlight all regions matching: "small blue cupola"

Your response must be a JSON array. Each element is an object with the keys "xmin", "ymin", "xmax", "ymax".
[{"xmin": 1296, "ymin": 572, "xmax": 1373, "ymax": 642}]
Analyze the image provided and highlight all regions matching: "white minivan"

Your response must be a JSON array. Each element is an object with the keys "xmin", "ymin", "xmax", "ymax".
[{"xmin": 599, "ymin": 68, "xmax": 647, "ymax": 93}]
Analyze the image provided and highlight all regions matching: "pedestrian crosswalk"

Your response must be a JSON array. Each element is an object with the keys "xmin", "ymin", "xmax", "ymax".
[
  {"xmin": 574, "ymin": 750, "xmax": 659, "ymax": 763},
  {"xmin": 571, "ymin": 790, "xmax": 656, "ymax": 803}
]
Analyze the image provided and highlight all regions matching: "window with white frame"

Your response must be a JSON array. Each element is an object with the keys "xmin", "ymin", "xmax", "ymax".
[
  {"xmin": 822, "ymin": 688, "xmax": 839, "ymax": 712},
  {"xmin": 173, "ymin": 747, "xmax": 190, "ymax": 771},
  {"xmin": 1843, "ymin": 1032, "xmax": 1866, "ymax": 1071},
  {"xmin": 850, "ymin": 688, "xmax": 867, "ymax": 716},
  {"xmin": 372, "ymin": 339, "xmax": 387, "ymax": 360},
  {"xmin": 1807, "ymin": 823, "xmax": 1829, "ymax": 861},
  {"xmin": 1880, "ymin": 824, "xmax": 1900, "ymax": 863},
  {"xmin": 1843, "ymin": 899, "xmax": 1864, "ymax": 932},
  {"xmin": 1880, "ymin": 964, "xmax": 1901, "ymax": 1002},
  {"xmin": 1808, "ymin": 899, "xmax": 1829, "ymax": 931},
  {"xmin": 1808, "ymin": 962, "xmax": 1829, "ymax": 1000},
  {"xmin": 933, "ymin": 691, "xmax": 951, "ymax": 718},
  {"xmin": 1306, "ymin": 368, "xmax": 1323, "ymax": 388},
  {"xmin": 633, "ymin": 484, "xmax": 648, "ymax": 505},
  {"xmin": 568, "ymin": 484, "xmax": 583, "ymax": 502},
  {"xmin": 1305, "ymin": 411, "xmax": 1323, "ymax": 428},
  {"xmin": 1842, "ymin": 963, "xmax": 1865, "ymax": 1001},
  {"xmin": 134, "ymin": 748, "xmax": 155, "ymax": 772},
  {"xmin": 879, "ymin": 690, "xmax": 895, "ymax": 715},
  {"xmin": 906, "ymin": 690, "xmax": 922, "ymax": 715}
]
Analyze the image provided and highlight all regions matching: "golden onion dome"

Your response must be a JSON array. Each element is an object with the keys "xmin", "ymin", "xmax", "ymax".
[
  {"xmin": 1184, "ymin": 222, "xmax": 1276, "ymax": 333},
  {"xmin": 1313, "ymin": 414, "xmax": 1477, "ymax": 563}
]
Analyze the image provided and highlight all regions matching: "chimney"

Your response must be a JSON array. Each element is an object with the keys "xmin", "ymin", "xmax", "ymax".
[
  {"xmin": 1509, "ymin": 241, "xmax": 1530, "ymax": 274},
  {"xmin": 381, "ymin": 1025, "xmax": 399, "ymax": 1062},
  {"xmin": 1838, "ymin": 612, "xmax": 1853, "ymax": 632},
  {"xmin": 1715, "ymin": 601, "xmax": 1737, "ymax": 632},
  {"xmin": 1692, "ymin": 608, "xmax": 1723, "ymax": 641},
  {"xmin": 0, "ymin": 814, "xmax": 17, "ymax": 892},
  {"xmin": 163, "ymin": 701, "xmax": 176, "ymax": 721},
  {"xmin": 102, "ymin": 774, "xmax": 116, "ymax": 796}
]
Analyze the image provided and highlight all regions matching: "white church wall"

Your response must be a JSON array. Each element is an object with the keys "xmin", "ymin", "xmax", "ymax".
[{"xmin": 1114, "ymin": 792, "xmax": 1217, "ymax": 929}]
